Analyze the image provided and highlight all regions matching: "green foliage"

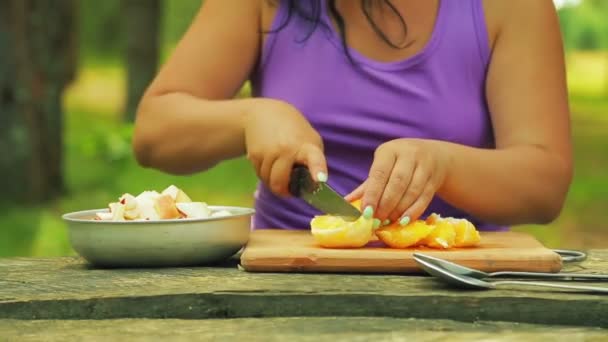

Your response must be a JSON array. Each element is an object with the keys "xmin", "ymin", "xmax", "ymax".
[
  {"xmin": 78, "ymin": 0, "xmax": 608, "ymax": 54},
  {"xmin": 79, "ymin": 0, "xmax": 203, "ymax": 64},
  {"xmin": 161, "ymin": 0, "xmax": 203, "ymax": 48},
  {"xmin": 79, "ymin": 0, "xmax": 124, "ymax": 63},
  {"xmin": 558, "ymin": 1, "xmax": 608, "ymax": 51},
  {"xmin": 78, "ymin": 123, "xmax": 134, "ymax": 163}
]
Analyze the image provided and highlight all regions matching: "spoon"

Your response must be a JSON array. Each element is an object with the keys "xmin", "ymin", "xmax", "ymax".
[
  {"xmin": 412, "ymin": 253, "xmax": 608, "ymax": 281},
  {"xmin": 413, "ymin": 255, "xmax": 608, "ymax": 294}
]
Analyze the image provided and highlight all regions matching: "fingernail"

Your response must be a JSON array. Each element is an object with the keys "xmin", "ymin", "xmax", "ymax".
[
  {"xmin": 316, "ymin": 171, "xmax": 328, "ymax": 183},
  {"xmin": 382, "ymin": 219, "xmax": 391, "ymax": 226},
  {"xmin": 399, "ymin": 216, "xmax": 411, "ymax": 226},
  {"xmin": 373, "ymin": 218, "xmax": 381, "ymax": 229},
  {"xmin": 363, "ymin": 206, "xmax": 374, "ymax": 219}
]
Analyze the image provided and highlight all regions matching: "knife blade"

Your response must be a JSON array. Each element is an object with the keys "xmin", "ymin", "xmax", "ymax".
[{"xmin": 288, "ymin": 165, "xmax": 361, "ymax": 221}]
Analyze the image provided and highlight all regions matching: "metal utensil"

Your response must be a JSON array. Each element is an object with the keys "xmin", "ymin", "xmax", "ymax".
[
  {"xmin": 553, "ymin": 249, "xmax": 587, "ymax": 262},
  {"xmin": 62, "ymin": 206, "xmax": 254, "ymax": 268},
  {"xmin": 413, "ymin": 252, "xmax": 608, "ymax": 281},
  {"xmin": 288, "ymin": 165, "xmax": 361, "ymax": 221},
  {"xmin": 414, "ymin": 255, "xmax": 608, "ymax": 294}
]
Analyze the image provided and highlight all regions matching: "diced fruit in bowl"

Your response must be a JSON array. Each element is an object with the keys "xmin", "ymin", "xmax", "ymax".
[
  {"xmin": 162, "ymin": 184, "xmax": 193, "ymax": 203},
  {"xmin": 94, "ymin": 185, "xmax": 231, "ymax": 221},
  {"xmin": 155, "ymin": 194, "xmax": 182, "ymax": 219},
  {"xmin": 176, "ymin": 202, "xmax": 211, "ymax": 218}
]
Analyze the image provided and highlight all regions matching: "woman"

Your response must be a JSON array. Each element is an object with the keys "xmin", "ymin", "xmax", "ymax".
[{"xmin": 133, "ymin": 0, "xmax": 572, "ymax": 231}]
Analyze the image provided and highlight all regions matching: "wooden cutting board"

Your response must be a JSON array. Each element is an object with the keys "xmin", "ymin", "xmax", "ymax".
[{"xmin": 240, "ymin": 229, "xmax": 563, "ymax": 274}]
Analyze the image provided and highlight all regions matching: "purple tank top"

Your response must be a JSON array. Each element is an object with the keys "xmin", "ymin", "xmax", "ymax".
[{"xmin": 250, "ymin": 0, "xmax": 506, "ymax": 231}]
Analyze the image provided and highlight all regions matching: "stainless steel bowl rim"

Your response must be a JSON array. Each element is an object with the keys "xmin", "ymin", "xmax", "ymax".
[{"xmin": 62, "ymin": 206, "xmax": 255, "ymax": 225}]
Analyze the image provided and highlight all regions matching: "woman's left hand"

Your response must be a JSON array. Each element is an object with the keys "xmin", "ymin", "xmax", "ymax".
[{"xmin": 345, "ymin": 139, "xmax": 452, "ymax": 226}]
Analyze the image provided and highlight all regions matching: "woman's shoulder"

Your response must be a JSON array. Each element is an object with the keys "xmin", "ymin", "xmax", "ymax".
[{"xmin": 482, "ymin": 0, "xmax": 559, "ymax": 53}]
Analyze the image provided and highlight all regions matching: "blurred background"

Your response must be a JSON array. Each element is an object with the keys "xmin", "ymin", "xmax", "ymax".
[{"xmin": 0, "ymin": 0, "xmax": 606, "ymax": 257}]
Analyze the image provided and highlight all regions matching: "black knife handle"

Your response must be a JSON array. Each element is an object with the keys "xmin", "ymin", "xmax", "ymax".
[{"xmin": 288, "ymin": 164, "xmax": 313, "ymax": 197}]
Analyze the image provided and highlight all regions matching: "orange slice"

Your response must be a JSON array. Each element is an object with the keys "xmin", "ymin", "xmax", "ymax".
[
  {"xmin": 425, "ymin": 214, "xmax": 480, "ymax": 248},
  {"xmin": 350, "ymin": 199, "xmax": 363, "ymax": 211},
  {"xmin": 375, "ymin": 220, "xmax": 436, "ymax": 248},
  {"xmin": 450, "ymin": 218, "xmax": 481, "ymax": 247},
  {"xmin": 420, "ymin": 219, "xmax": 456, "ymax": 249},
  {"xmin": 310, "ymin": 215, "xmax": 374, "ymax": 248}
]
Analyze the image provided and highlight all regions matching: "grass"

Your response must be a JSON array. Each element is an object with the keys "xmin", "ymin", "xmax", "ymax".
[{"xmin": 1, "ymin": 51, "xmax": 607, "ymax": 257}]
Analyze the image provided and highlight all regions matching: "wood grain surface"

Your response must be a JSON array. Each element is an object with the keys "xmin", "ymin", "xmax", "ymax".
[
  {"xmin": 240, "ymin": 230, "xmax": 563, "ymax": 273},
  {"xmin": 0, "ymin": 251, "xmax": 607, "ymax": 326}
]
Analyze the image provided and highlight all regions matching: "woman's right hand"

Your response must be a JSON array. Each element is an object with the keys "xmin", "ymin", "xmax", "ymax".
[{"xmin": 243, "ymin": 99, "xmax": 328, "ymax": 197}]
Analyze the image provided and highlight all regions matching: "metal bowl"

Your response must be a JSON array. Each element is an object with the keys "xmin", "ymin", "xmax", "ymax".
[{"xmin": 62, "ymin": 206, "xmax": 254, "ymax": 268}]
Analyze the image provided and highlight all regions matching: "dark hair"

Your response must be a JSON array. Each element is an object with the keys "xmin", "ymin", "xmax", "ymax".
[{"xmin": 266, "ymin": 0, "xmax": 409, "ymax": 64}]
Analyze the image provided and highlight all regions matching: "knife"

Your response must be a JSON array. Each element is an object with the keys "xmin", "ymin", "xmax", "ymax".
[{"xmin": 288, "ymin": 165, "xmax": 361, "ymax": 221}]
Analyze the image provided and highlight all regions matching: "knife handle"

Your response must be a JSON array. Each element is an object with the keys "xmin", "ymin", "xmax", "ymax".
[{"xmin": 288, "ymin": 164, "xmax": 313, "ymax": 197}]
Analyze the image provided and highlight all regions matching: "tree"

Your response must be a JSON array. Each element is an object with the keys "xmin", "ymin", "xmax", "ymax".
[
  {"xmin": 123, "ymin": 0, "xmax": 162, "ymax": 122},
  {"xmin": 0, "ymin": 0, "xmax": 77, "ymax": 203}
]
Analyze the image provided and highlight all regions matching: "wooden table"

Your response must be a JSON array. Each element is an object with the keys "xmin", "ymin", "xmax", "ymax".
[{"xmin": 1, "ymin": 251, "xmax": 607, "ymax": 341}]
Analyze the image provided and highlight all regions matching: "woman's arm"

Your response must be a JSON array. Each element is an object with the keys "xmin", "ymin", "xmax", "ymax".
[
  {"xmin": 437, "ymin": 0, "xmax": 572, "ymax": 225},
  {"xmin": 132, "ymin": 0, "xmax": 261, "ymax": 174}
]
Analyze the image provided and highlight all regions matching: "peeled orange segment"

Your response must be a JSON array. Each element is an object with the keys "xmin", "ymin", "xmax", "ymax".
[
  {"xmin": 451, "ymin": 218, "xmax": 481, "ymax": 247},
  {"xmin": 349, "ymin": 199, "xmax": 363, "ymax": 212},
  {"xmin": 310, "ymin": 194, "xmax": 481, "ymax": 249},
  {"xmin": 375, "ymin": 220, "xmax": 436, "ymax": 248},
  {"xmin": 421, "ymin": 220, "xmax": 456, "ymax": 249},
  {"xmin": 425, "ymin": 213, "xmax": 442, "ymax": 225},
  {"xmin": 425, "ymin": 214, "xmax": 480, "ymax": 248},
  {"xmin": 310, "ymin": 215, "xmax": 374, "ymax": 248}
]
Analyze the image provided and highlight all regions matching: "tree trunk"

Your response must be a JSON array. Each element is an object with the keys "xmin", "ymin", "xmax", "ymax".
[
  {"xmin": 123, "ymin": 0, "xmax": 162, "ymax": 122},
  {"xmin": 0, "ymin": 0, "xmax": 77, "ymax": 204}
]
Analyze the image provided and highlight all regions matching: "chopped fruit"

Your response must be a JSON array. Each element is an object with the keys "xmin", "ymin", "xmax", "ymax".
[
  {"xmin": 420, "ymin": 220, "xmax": 456, "ymax": 249},
  {"xmin": 136, "ymin": 191, "xmax": 161, "ymax": 221},
  {"xmin": 175, "ymin": 190, "xmax": 192, "ymax": 203},
  {"xmin": 308, "ymin": 198, "xmax": 374, "ymax": 248},
  {"xmin": 425, "ymin": 213, "xmax": 441, "ymax": 225},
  {"xmin": 161, "ymin": 185, "xmax": 193, "ymax": 203},
  {"xmin": 450, "ymin": 218, "xmax": 481, "ymax": 247},
  {"xmin": 310, "ymin": 215, "xmax": 374, "ymax": 248},
  {"xmin": 109, "ymin": 203, "xmax": 126, "ymax": 221},
  {"xmin": 124, "ymin": 207, "xmax": 140, "ymax": 220},
  {"xmin": 161, "ymin": 185, "xmax": 179, "ymax": 199},
  {"xmin": 375, "ymin": 220, "xmax": 436, "ymax": 248},
  {"xmin": 310, "ymin": 197, "xmax": 481, "ymax": 249},
  {"xmin": 154, "ymin": 194, "xmax": 182, "ymax": 219},
  {"xmin": 425, "ymin": 214, "xmax": 480, "ymax": 248},
  {"xmin": 176, "ymin": 202, "xmax": 211, "ymax": 219},
  {"xmin": 118, "ymin": 193, "xmax": 140, "ymax": 219},
  {"xmin": 93, "ymin": 185, "xmax": 226, "ymax": 221},
  {"xmin": 119, "ymin": 193, "xmax": 138, "ymax": 210},
  {"xmin": 350, "ymin": 199, "xmax": 362, "ymax": 210}
]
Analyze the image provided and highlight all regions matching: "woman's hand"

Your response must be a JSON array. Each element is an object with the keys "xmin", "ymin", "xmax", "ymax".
[
  {"xmin": 243, "ymin": 99, "xmax": 328, "ymax": 197},
  {"xmin": 346, "ymin": 139, "xmax": 452, "ymax": 226}
]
